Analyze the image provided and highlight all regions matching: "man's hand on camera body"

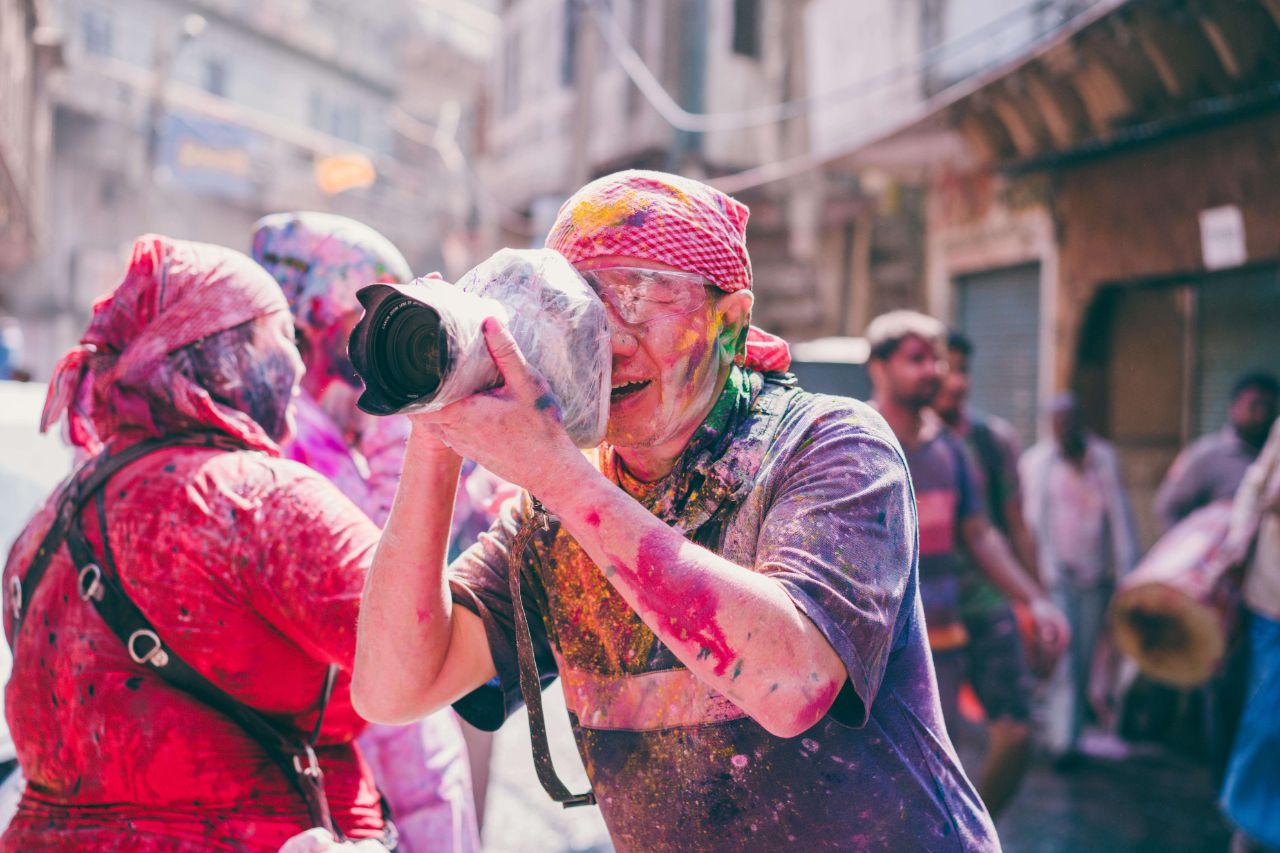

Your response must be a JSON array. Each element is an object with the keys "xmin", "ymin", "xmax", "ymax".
[{"xmin": 411, "ymin": 316, "xmax": 587, "ymax": 500}]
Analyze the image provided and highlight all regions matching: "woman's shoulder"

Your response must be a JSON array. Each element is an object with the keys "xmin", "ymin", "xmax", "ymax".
[{"xmin": 134, "ymin": 445, "xmax": 367, "ymax": 521}]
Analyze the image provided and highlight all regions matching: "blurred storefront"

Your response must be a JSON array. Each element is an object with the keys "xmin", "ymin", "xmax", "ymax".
[{"xmin": 834, "ymin": 0, "xmax": 1280, "ymax": 543}]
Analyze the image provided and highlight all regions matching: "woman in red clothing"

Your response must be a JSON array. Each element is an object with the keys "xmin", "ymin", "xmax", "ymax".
[{"xmin": 2, "ymin": 236, "xmax": 388, "ymax": 851}]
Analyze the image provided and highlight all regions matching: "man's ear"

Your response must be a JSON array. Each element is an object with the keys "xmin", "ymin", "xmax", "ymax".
[
  {"xmin": 719, "ymin": 288, "xmax": 754, "ymax": 328},
  {"xmin": 867, "ymin": 358, "xmax": 885, "ymax": 393},
  {"xmin": 717, "ymin": 289, "xmax": 754, "ymax": 365},
  {"xmin": 717, "ymin": 289, "xmax": 753, "ymax": 341}
]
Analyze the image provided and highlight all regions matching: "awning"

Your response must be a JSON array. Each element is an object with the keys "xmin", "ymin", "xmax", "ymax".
[
  {"xmin": 714, "ymin": 0, "xmax": 1280, "ymax": 191},
  {"xmin": 844, "ymin": 0, "xmax": 1280, "ymax": 174}
]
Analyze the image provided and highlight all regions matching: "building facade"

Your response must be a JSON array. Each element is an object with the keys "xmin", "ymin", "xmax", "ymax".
[
  {"xmin": 1, "ymin": 0, "xmax": 494, "ymax": 378},
  {"xmin": 854, "ymin": 0, "xmax": 1280, "ymax": 542},
  {"xmin": 481, "ymin": 0, "xmax": 1093, "ymax": 347},
  {"xmin": 482, "ymin": 0, "xmax": 855, "ymax": 342},
  {"xmin": 0, "ymin": 0, "xmax": 60, "ymax": 275}
]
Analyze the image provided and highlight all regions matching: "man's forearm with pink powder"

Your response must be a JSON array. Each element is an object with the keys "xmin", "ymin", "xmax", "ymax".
[{"xmin": 538, "ymin": 452, "xmax": 847, "ymax": 739}]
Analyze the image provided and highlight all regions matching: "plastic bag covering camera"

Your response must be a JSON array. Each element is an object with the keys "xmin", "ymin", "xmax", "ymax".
[{"xmin": 352, "ymin": 248, "xmax": 611, "ymax": 448}]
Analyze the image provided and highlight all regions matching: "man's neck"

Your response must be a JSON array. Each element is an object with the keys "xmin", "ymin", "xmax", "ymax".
[
  {"xmin": 874, "ymin": 394, "xmax": 929, "ymax": 449},
  {"xmin": 614, "ymin": 441, "xmax": 685, "ymax": 484},
  {"xmin": 1232, "ymin": 424, "xmax": 1266, "ymax": 452},
  {"xmin": 938, "ymin": 406, "xmax": 968, "ymax": 434},
  {"xmin": 1058, "ymin": 434, "xmax": 1089, "ymax": 466}
]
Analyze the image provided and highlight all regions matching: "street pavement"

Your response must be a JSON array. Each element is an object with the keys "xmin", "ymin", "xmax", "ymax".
[{"xmin": 479, "ymin": 685, "xmax": 1231, "ymax": 852}]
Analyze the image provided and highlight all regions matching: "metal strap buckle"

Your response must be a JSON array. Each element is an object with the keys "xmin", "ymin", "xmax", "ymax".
[
  {"xmin": 531, "ymin": 498, "xmax": 551, "ymax": 532},
  {"xmin": 7, "ymin": 577, "xmax": 21, "ymax": 620},
  {"xmin": 127, "ymin": 629, "xmax": 169, "ymax": 668},
  {"xmin": 292, "ymin": 744, "xmax": 322, "ymax": 778},
  {"xmin": 77, "ymin": 564, "xmax": 104, "ymax": 602}
]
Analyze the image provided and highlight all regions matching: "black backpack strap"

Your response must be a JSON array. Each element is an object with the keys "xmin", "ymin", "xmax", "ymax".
[
  {"xmin": 65, "ymin": 487, "xmax": 347, "ymax": 839},
  {"xmin": 8, "ymin": 432, "xmax": 241, "ymax": 647},
  {"xmin": 507, "ymin": 497, "xmax": 595, "ymax": 808},
  {"xmin": 968, "ymin": 418, "xmax": 1008, "ymax": 530}
]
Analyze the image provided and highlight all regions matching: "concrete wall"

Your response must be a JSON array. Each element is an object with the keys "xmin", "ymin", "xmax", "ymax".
[
  {"xmin": 0, "ymin": 0, "xmax": 58, "ymax": 270},
  {"xmin": 63, "ymin": 0, "xmax": 402, "ymax": 152}
]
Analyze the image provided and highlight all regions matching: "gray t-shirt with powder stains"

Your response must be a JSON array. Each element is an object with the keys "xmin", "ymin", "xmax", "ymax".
[{"xmin": 449, "ymin": 379, "xmax": 998, "ymax": 852}]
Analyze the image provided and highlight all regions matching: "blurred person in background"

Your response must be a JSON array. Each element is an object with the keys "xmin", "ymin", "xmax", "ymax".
[
  {"xmin": 1217, "ymin": 415, "xmax": 1280, "ymax": 852},
  {"xmin": 0, "ymin": 318, "xmax": 26, "ymax": 382},
  {"xmin": 1021, "ymin": 393, "xmax": 1140, "ymax": 766},
  {"xmin": 866, "ymin": 310, "xmax": 1068, "ymax": 749},
  {"xmin": 2, "ymin": 235, "xmax": 390, "ymax": 850},
  {"xmin": 1156, "ymin": 372, "xmax": 1279, "ymax": 532},
  {"xmin": 932, "ymin": 329, "xmax": 1040, "ymax": 818},
  {"xmin": 251, "ymin": 212, "xmax": 487, "ymax": 853}
]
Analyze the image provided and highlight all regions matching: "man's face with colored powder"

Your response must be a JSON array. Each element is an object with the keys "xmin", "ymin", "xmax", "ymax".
[
  {"xmin": 878, "ymin": 334, "xmax": 946, "ymax": 412},
  {"xmin": 932, "ymin": 346, "xmax": 970, "ymax": 420},
  {"xmin": 575, "ymin": 256, "xmax": 750, "ymax": 452}
]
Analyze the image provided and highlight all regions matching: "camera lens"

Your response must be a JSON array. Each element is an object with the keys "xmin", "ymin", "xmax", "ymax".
[{"xmin": 363, "ymin": 295, "xmax": 448, "ymax": 408}]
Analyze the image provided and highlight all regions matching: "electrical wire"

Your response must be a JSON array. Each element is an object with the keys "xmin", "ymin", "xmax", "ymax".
[
  {"xmin": 586, "ymin": 0, "xmax": 1071, "ymax": 133},
  {"xmin": 707, "ymin": 0, "xmax": 1128, "ymax": 193},
  {"xmin": 388, "ymin": 105, "xmax": 539, "ymax": 237}
]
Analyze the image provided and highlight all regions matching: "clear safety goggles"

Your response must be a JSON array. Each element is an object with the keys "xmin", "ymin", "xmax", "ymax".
[{"xmin": 580, "ymin": 267, "xmax": 713, "ymax": 326}]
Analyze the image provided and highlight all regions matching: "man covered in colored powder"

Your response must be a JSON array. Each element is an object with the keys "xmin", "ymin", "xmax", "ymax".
[
  {"xmin": 251, "ymin": 213, "xmax": 481, "ymax": 853},
  {"xmin": 863, "ymin": 311, "xmax": 1068, "ymax": 752},
  {"xmin": 352, "ymin": 171, "xmax": 1001, "ymax": 850}
]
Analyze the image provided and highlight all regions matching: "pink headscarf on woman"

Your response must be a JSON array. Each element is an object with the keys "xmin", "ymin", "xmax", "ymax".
[
  {"xmin": 41, "ymin": 234, "xmax": 291, "ymax": 455},
  {"xmin": 545, "ymin": 169, "xmax": 791, "ymax": 372}
]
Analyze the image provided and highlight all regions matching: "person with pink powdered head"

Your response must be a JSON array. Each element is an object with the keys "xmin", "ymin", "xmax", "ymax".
[
  {"xmin": 251, "ymin": 213, "xmax": 483, "ymax": 853},
  {"xmin": 352, "ymin": 171, "xmax": 999, "ymax": 851},
  {"xmin": 5, "ymin": 236, "xmax": 391, "ymax": 851}
]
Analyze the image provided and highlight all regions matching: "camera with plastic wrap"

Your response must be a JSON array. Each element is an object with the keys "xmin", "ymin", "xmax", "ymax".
[{"xmin": 347, "ymin": 248, "xmax": 611, "ymax": 448}]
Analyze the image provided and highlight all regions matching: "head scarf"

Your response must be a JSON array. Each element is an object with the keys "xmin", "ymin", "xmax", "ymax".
[
  {"xmin": 545, "ymin": 169, "xmax": 791, "ymax": 372},
  {"xmin": 250, "ymin": 212, "xmax": 411, "ymax": 332},
  {"xmin": 41, "ymin": 235, "xmax": 291, "ymax": 455}
]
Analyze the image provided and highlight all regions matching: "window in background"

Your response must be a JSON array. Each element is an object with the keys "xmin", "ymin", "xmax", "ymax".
[
  {"xmin": 502, "ymin": 30, "xmax": 521, "ymax": 115},
  {"xmin": 561, "ymin": 0, "xmax": 578, "ymax": 87},
  {"xmin": 82, "ymin": 8, "xmax": 113, "ymax": 57},
  {"xmin": 626, "ymin": 0, "xmax": 646, "ymax": 116},
  {"xmin": 203, "ymin": 57, "xmax": 228, "ymax": 97},
  {"xmin": 731, "ymin": 0, "xmax": 761, "ymax": 58}
]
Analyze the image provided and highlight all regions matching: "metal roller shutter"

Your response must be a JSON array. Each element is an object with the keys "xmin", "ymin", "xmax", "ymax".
[
  {"xmin": 1195, "ymin": 266, "xmax": 1280, "ymax": 435},
  {"xmin": 955, "ymin": 263, "xmax": 1042, "ymax": 446}
]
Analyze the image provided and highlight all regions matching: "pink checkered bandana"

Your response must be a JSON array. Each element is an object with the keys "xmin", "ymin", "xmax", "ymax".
[{"xmin": 546, "ymin": 170, "xmax": 790, "ymax": 372}]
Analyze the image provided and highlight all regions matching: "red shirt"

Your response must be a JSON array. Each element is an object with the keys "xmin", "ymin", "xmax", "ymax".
[{"xmin": 2, "ymin": 444, "xmax": 384, "ymax": 851}]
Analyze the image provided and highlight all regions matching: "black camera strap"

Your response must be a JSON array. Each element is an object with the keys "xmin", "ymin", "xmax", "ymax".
[
  {"xmin": 506, "ymin": 377, "xmax": 802, "ymax": 810},
  {"xmin": 508, "ymin": 497, "xmax": 596, "ymax": 808}
]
